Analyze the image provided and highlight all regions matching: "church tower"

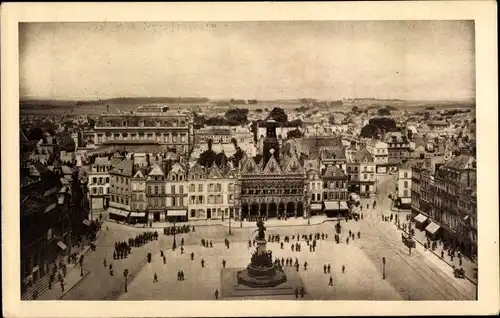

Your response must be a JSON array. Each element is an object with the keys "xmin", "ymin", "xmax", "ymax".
[{"xmin": 262, "ymin": 120, "xmax": 280, "ymax": 164}]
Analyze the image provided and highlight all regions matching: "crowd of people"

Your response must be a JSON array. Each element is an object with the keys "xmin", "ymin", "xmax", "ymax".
[{"xmin": 163, "ymin": 224, "xmax": 194, "ymax": 236}]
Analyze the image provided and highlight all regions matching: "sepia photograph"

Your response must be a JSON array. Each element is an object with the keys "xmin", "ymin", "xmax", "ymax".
[{"xmin": 2, "ymin": 2, "xmax": 498, "ymax": 317}]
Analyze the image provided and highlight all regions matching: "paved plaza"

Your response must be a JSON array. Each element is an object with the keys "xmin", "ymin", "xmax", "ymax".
[{"xmin": 49, "ymin": 175, "xmax": 476, "ymax": 301}]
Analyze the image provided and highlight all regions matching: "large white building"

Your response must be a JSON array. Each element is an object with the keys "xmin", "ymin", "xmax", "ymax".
[
  {"xmin": 365, "ymin": 139, "xmax": 389, "ymax": 174},
  {"xmin": 187, "ymin": 161, "xmax": 237, "ymax": 220}
]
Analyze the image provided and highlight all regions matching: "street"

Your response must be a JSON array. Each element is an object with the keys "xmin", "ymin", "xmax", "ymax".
[{"xmin": 61, "ymin": 174, "xmax": 475, "ymax": 301}]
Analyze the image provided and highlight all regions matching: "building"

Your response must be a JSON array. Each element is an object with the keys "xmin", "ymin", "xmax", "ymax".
[
  {"xmin": 383, "ymin": 131, "xmax": 410, "ymax": 165},
  {"xmin": 322, "ymin": 165, "xmax": 349, "ymax": 217},
  {"xmin": 130, "ymin": 167, "xmax": 148, "ymax": 224},
  {"xmin": 195, "ymin": 127, "xmax": 232, "ymax": 145},
  {"xmin": 20, "ymin": 163, "xmax": 72, "ymax": 297},
  {"xmin": 396, "ymin": 163, "xmax": 412, "ymax": 208},
  {"xmin": 457, "ymin": 188, "xmax": 477, "ymax": 258},
  {"xmin": 304, "ymin": 159, "xmax": 323, "ymax": 216},
  {"xmin": 146, "ymin": 163, "xmax": 167, "ymax": 222},
  {"xmin": 347, "ymin": 148, "xmax": 377, "ymax": 197},
  {"xmin": 365, "ymin": 139, "xmax": 389, "ymax": 174},
  {"xmin": 165, "ymin": 162, "xmax": 189, "ymax": 222},
  {"xmin": 108, "ymin": 158, "xmax": 134, "ymax": 221},
  {"xmin": 236, "ymin": 120, "xmax": 306, "ymax": 220},
  {"xmin": 88, "ymin": 157, "xmax": 111, "ymax": 218},
  {"xmin": 433, "ymin": 155, "xmax": 476, "ymax": 250},
  {"xmin": 92, "ymin": 105, "xmax": 193, "ymax": 154}
]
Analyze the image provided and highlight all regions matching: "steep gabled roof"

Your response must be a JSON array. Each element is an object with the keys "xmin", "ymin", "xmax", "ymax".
[
  {"xmin": 443, "ymin": 155, "xmax": 475, "ymax": 170},
  {"xmin": 110, "ymin": 158, "xmax": 134, "ymax": 176},
  {"xmin": 262, "ymin": 154, "xmax": 282, "ymax": 175},
  {"xmin": 322, "ymin": 165, "xmax": 347, "ymax": 179},
  {"xmin": 208, "ymin": 161, "xmax": 223, "ymax": 178},
  {"xmin": 283, "ymin": 153, "xmax": 304, "ymax": 174},
  {"xmin": 188, "ymin": 162, "xmax": 205, "ymax": 178},
  {"xmin": 353, "ymin": 148, "xmax": 374, "ymax": 164},
  {"xmin": 148, "ymin": 163, "xmax": 165, "ymax": 177},
  {"xmin": 241, "ymin": 156, "xmax": 258, "ymax": 174}
]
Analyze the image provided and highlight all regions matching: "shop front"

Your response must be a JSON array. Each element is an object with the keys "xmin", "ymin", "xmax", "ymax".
[{"xmin": 166, "ymin": 209, "xmax": 188, "ymax": 223}]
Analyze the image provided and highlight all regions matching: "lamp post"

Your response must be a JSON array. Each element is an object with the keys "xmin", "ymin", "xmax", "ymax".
[
  {"xmin": 382, "ymin": 257, "xmax": 386, "ymax": 279},
  {"xmin": 79, "ymin": 256, "xmax": 84, "ymax": 277},
  {"xmin": 123, "ymin": 269, "xmax": 129, "ymax": 293}
]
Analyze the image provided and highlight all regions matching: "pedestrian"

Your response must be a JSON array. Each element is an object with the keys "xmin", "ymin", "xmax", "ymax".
[
  {"xmin": 103, "ymin": 258, "xmax": 107, "ymax": 267},
  {"xmin": 210, "ymin": 241, "xmax": 213, "ymax": 248},
  {"xmin": 323, "ymin": 264, "xmax": 327, "ymax": 274},
  {"xmin": 177, "ymin": 271, "xmax": 180, "ymax": 281},
  {"xmin": 281, "ymin": 258, "xmax": 285, "ymax": 267},
  {"xmin": 327, "ymin": 264, "xmax": 331, "ymax": 273},
  {"xmin": 222, "ymin": 259, "xmax": 226, "ymax": 268},
  {"xmin": 281, "ymin": 242, "xmax": 284, "ymax": 249},
  {"xmin": 163, "ymin": 256, "xmax": 166, "ymax": 264},
  {"xmin": 294, "ymin": 288, "xmax": 299, "ymax": 299},
  {"xmin": 181, "ymin": 246, "xmax": 184, "ymax": 254},
  {"xmin": 342, "ymin": 265, "xmax": 345, "ymax": 274},
  {"xmin": 329, "ymin": 276, "xmax": 333, "ymax": 286},
  {"xmin": 346, "ymin": 237, "xmax": 349, "ymax": 245},
  {"xmin": 181, "ymin": 237, "xmax": 184, "ymax": 247},
  {"xmin": 291, "ymin": 244, "xmax": 295, "ymax": 252},
  {"xmin": 303, "ymin": 261, "xmax": 308, "ymax": 271},
  {"xmin": 160, "ymin": 250, "xmax": 164, "ymax": 257},
  {"xmin": 215, "ymin": 289, "xmax": 219, "ymax": 300},
  {"xmin": 201, "ymin": 259, "xmax": 205, "ymax": 268},
  {"xmin": 300, "ymin": 287, "xmax": 305, "ymax": 298},
  {"xmin": 153, "ymin": 273, "xmax": 158, "ymax": 283},
  {"xmin": 358, "ymin": 232, "xmax": 360, "ymax": 239},
  {"xmin": 60, "ymin": 280, "xmax": 65, "ymax": 292},
  {"xmin": 191, "ymin": 252, "xmax": 195, "ymax": 261}
]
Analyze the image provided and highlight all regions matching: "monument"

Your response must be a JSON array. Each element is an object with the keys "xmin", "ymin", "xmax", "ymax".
[
  {"xmin": 220, "ymin": 217, "xmax": 306, "ymax": 298},
  {"xmin": 236, "ymin": 218, "xmax": 287, "ymax": 287}
]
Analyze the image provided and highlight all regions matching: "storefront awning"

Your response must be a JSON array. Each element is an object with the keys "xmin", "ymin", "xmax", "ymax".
[
  {"xmin": 167, "ymin": 210, "xmax": 187, "ymax": 217},
  {"xmin": 339, "ymin": 201, "xmax": 348, "ymax": 210},
  {"xmin": 401, "ymin": 198, "xmax": 411, "ymax": 204},
  {"xmin": 57, "ymin": 241, "xmax": 67, "ymax": 250},
  {"xmin": 82, "ymin": 219, "xmax": 91, "ymax": 226},
  {"xmin": 425, "ymin": 222, "xmax": 441, "ymax": 235},
  {"xmin": 414, "ymin": 214, "xmax": 428, "ymax": 223},
  {"xmin": 310, "ymin": 203, "xmax": 322, "ymax": 210},
  {"xmin": 108, "ymin": 207, "xmax": 130, "ymax": 217},
  {"xmin": 324, "ymin": 201, "xmax": 340, "ymax": 210},
  {"xmin": 130, "ymin": 212, "xmax": 146, "ymax": 218}
]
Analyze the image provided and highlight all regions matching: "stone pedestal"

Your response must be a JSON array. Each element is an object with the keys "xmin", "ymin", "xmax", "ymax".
[{"xmin": 236, "ymin": 239, "xmax": 287, "ymax": 288}]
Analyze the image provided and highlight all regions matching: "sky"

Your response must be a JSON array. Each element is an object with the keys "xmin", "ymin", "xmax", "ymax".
[{"xmin": 19, "ymin": 21, "xmax": 475, "ymax": 101}]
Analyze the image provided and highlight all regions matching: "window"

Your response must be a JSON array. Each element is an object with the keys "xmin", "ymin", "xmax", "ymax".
[
  {"xmin": 171, "ymin": 185, "xmax": 176, "ymax": 194},
  {"xmin": 404, "ymin": 172, "xmax": 408, "ymax": 178},
  {"xmin": 228, "ymin": 183, "xmax": 234, "ymax": 191},
  {"xmin": 92, "ymin": 187, "xmax": 97, "ymax": 194},
  {"xmin": 198, "ymin": 184, "xmax": 204, "ymax": 192},
  {"xmin": 179, "ymin": 175, "xmax": 183, "ymax": 181},
  {"xmin": 99, "ymin": 187, "xmax": 103, "ymax": 194},
  {"xmin": 99, "ymin": 177, "xmax": 103, "ymax": 184},
  {"xmin": 191, "ymin": 209, "xmax": 196, "ymax": 218},
  {"xmin": 154, "ymin": 186, "xmax": 158, "ymax": 194},
  {"xmin": 125, "ymin": 179, "xmax": 128, "ymax": 185},
  {"xmin": 190, "ymin": 196, "xmax": 196, "ymax": 204},
  {"xmin": 404, "ymin": 181, "xmax": 408, "ymax": 188},
  {"xmin": 92, "ymin": 177, "xmax": 97, "ymax": 184},
  {"xmin": 209, "ymin": 183, "xmax": 214, "ymax": 192},
  {"xmin": 364, "ymin": 174, "xmax": 367, "ymax": 180},
  {"xmin": 106, "ymin": 177, "xmax": 109, "ymax": 183},
  {"xmin": 121, "ymin": 177, "xmax": 124, "ymax": 184},
  {"xmin": 125, "ymin": 198, "xmax": 129, "ymax": 205},
  {"xmin": 197, "ymin": 195, "xmax": 204, "ymax": 204},
  {"xmin": 208, "ymin": 195, "xmax": 214, "ymax": 204},
  {"xmin": 148, "ymin": 186, "xmax": 152, "ymax": 194},
  {"xmin": 216, "ymin": 184, "xmax": 221, "ymax": 192},
  {"xmin": 311, "ymin": 193, "xmax": 315, "ymax": 201},
  {"xmin": 190, "ymin": 184, "xmax": 195, "ymax": 192},
  {"xmin": 160, "ymin": 186, "xmax": 165, "ymax": 194}
]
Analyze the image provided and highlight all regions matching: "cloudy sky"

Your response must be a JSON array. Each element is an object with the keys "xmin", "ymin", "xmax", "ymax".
[{"xmin": 19, "ymin": 21, "xmax": 475, "ymax": 101}]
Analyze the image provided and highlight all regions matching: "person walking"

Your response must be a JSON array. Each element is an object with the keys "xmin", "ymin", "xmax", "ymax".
[
  {"xmin": 201, "ymin": 259, "xmax": 205, "ymax": 268},
  {"xmin": 163, "ymin": 255, "xmax": 166, "ymax": 265},
  {"xmin": 303, "ymin": 261, "xmax": 308, "ymax": 271},
  {"xmin": 300, "ymin": 287, "xmax": 305, "ymax": 298},
  {"xmin": 323, "ymin": 264, "xmax": 327, "ymax": 274},
  {"xmin": 103, "ymin": 258, "xmax": 107, "ymax": 268},
  {"xmin": 342, "ymin": 265, "xmax": 345, "ymax": 274},
  {"xmin": 329, "ymin": 276, "xmax": 333, "ymax": 286},
  {"xmin": 153, "ymin": 273, "xmax": 158, "ymax": 283},
  {"xmin": 222, "ymin": 259, "xmax": 226, "ymax": 268},
  {"xmin": 327, "ymin": 264, "xmax": 331, "ymax": 273},
  {"xmin": 191, "ymin": 252, "xmax": 194, "ymax": 261},
  {"xmin": 294, "ymin": 288, "xmax": 299, "ymax": 299},
  {"xmin": 214, "ymin": 289, "xmax": 219, "ymax": 300}
]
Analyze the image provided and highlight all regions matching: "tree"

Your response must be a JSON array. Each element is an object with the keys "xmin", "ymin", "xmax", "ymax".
[
  {"xmin": 328, "ymin": 115, "xmax": 336, "ymax": 125},
  {"xmin": 360, "ymin": 124, "xmax": 380, "ymax": 138},
  {"xmin": 351, "ymin": 106, "xmax": 360, "ymax": 114},
  {"xmin": 378, "ymin": 108, "xmax": 391, "ymax": 116},
  {"xmin": 288, "ymin": 119, "xmax": 303, "ymax": 128},
  {"xmin": 268, "ymin": 107, "xmax": 288, "ymax": 123},
  {"xmin": 255, "ymin": 108, "xmax": 263, "ymax": 113},
  {"xmin": 287, "ymin": 128, "xmax": 303, "ymax": 139},
  {"xmin": 368, "ymin": 117, "xmax": 397, "ymax": 132},
  {"xmin": 225, "ymin": 108, "xmax": 249, "ymax": 125},
  {"xmin": 58, "ymin": 133, "xmax": 76, "ymax": 152}
]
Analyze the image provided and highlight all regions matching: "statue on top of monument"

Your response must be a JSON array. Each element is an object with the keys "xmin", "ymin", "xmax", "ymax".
[{"xmin": 256, "ymin": 217, "xmax": 266, "ymax": 240}]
